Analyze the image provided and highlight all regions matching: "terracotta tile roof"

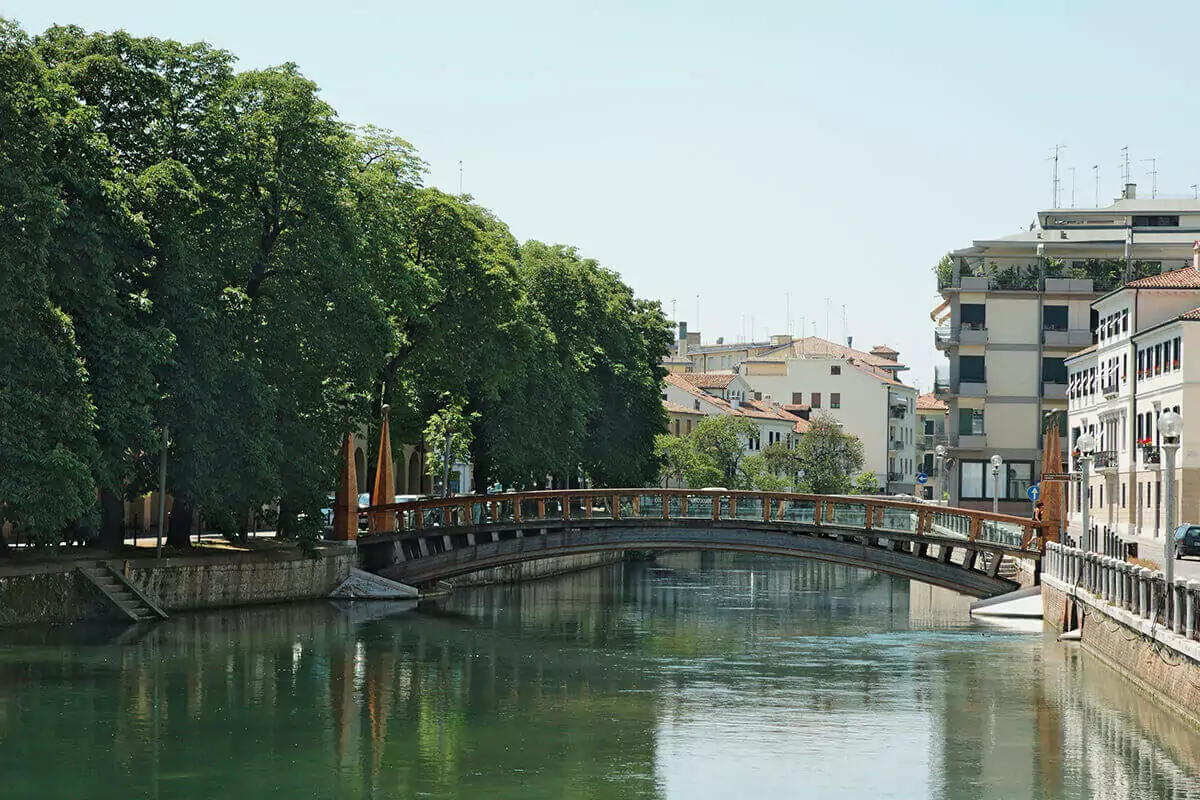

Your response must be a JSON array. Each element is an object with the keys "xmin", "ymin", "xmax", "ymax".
[
  {"xmin": 1124, "ymin": 266, "xmax": 1200, "ymax": 289},
  {"xmin": 781, "ymin": 403, "xmax": 810, "ymax": 413},
  {"xmin": 760, "ymin": 336, "xmax": 906, "ymax": 369},
  {"xmin": 678, "ymin": 372, "xmax": 737, "ymax": 389},
  {"xmin": 1064, "ymin": 343, "xmax": 1097, "ymax": 362},
  {"xmin": 793, "ymin": 418, "xmax": 811, "ymax": 434},
  {"xmin": 916, "ymin": 393, "xmax": 947, "ymax": 411},
  {"xmin": 662, "ymin": 399, "xmax": 703, "ymax": 415},
  {"xmin": 1178, "ymin": 306, "xmax": 1200, "ymax": 320},
  {"xmin": 666, "ymin": 374, "xmax": 801, "ymax": 423}
]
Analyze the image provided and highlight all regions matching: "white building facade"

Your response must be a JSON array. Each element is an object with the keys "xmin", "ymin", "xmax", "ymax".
[{"xmin": 1066, "ymin": 257, "xmax": 1200, "ymax": 543}]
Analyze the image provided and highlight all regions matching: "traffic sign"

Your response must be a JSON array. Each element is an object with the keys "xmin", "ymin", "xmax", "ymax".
[
  {"xmin": 1027, "ymin": 484, "xmax": 1040, "ymax": 502},
  {"xmin": 1040, "ymin": 472, "xmax": 1072, "ymax": 482},
  {"xmin": 916, "ymin": 473, "xmax": 928, "ymax": 485}
]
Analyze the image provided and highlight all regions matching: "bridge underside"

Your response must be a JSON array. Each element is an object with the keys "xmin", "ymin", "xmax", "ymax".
[{"xmin": 358, "ymin": 520, "xmax": 1022, "ymax": 598}]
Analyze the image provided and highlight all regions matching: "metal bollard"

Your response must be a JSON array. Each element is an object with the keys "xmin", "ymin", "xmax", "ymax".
[
  {"xmin": 1187, "ymin": 581, "xmax": 1199, "ymax": 640},
  {"xmin": 1173, "ymin": 578, "xmax": 1187, "ymax": 635},
  {"xmin": 1149, "ymin": 573, "xmax": 1161, "ymax": 624},
  {"xmin": 1137, "ymin": 568, "xmax": 1150, "ymax": 617}
]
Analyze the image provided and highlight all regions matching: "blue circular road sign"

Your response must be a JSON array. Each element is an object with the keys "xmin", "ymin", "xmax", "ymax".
[
  {"xmin": 916, "ymin": 473, "xmax": 928, "ymax": 485},
  {"xmin": 1027, "ymin": 484, "xmax": 1040, "ymax": 502}
]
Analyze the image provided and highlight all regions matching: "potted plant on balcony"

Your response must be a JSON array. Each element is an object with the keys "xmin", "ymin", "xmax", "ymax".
[{"xmin": 1138, "ymin": 437, "xmax": 1160, "ymax": 464}]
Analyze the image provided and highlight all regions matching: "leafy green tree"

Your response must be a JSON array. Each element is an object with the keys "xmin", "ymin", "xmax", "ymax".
[
  {"xmin": 653, "ymin": 434, "xmax": 720, "ymax": 489},
  {"xmin": 851, "ymin": 471, "xmax": 879, "ymax": 495},
  {"xmin": 424, "ymin": 397, "xmax": 479, "ymax": 497},
  {"xmin": 690, "ymin": 416, "xmax": 760, "ymax": 487},
  {"xmin": 0, "ymin": 20, "xmax": 98, "ymax": 545},
  {"xmin": 794, "ymin": 413, "xmax": 865, "ymax": 494}
]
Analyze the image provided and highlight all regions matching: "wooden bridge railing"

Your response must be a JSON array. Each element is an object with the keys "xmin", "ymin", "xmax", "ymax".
[{"xmin": 357, "ymin": 489, "xmax": 1042, "ymax": 556}]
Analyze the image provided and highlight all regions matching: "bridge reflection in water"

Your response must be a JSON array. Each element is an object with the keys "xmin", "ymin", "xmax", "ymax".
[
  {"xmin": 359, "ymin": 490, "xmax": 1043, "ymax": 597},
  {"xmin": 3, "ymin": 558, "xmax": 1199, "ymax": 798}
]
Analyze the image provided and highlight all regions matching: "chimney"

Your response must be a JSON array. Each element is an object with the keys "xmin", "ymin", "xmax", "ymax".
[
  {"xmin": 678, "ymin": 321, "xmax": 688, "ymax": 358},
  {"xmin": 1194, "ymin": 241, "xmax": 1199, "ymax": 271},
  {"xmin": 1123, "ymin": 182, "xmax": 1137, "ymax": 200}
]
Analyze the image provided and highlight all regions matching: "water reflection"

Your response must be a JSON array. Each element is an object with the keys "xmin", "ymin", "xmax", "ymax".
[{"xmin": 0, "ymin": 554, "xmax": 1197, "ymax": 799}]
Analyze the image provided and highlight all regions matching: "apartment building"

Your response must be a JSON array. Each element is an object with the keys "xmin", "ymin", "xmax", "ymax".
[
  {"xmin": 915, "ymin": 394, "xmax": 949, "ymax": 500},
  {"xmin": 734, "ymin": 337, "xmax": 918, "ymax": 494},
  {"xmin": 934, "ymin": 188, "xmax": 1200, "ymax": 514},
  {"xmin": 663, "ymin": 373, "xmax": 806, "ymax": 454},
  {"xmin": 1066, "ymin": 253, "xmax": 1200, "ymax": 542}
]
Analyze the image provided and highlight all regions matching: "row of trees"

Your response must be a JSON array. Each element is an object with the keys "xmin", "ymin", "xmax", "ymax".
[
  {"xmin": 0, "ymin": 20, "xmax": 671, "ymax": 549},
  {"xmin": 654, "ymin": 415, "xmax": 874, "ymax": 494}
]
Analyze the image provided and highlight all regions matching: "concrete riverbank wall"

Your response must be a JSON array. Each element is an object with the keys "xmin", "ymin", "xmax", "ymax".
[
  {"xmin": 0, "ymin": 545, "xmax": 355, "ymax": 627},
  {"xmin": 1042, "ymin": 542, "xmax": 1200, "ymax": 725},
  {"xmin": 447, "ymin": 551, "xmax": 625, "ymax": 587}
]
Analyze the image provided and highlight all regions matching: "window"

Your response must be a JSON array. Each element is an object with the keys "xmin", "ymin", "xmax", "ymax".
[
  {"xmin": 811, "ymin": 392, "xmax": 821, "ymax": 408},
  {"xmin": 1133, "ymin": 215, "xmax": 1179, "ymax": 227},
  {"xmin": 959, "ymin": 355, "xmax": 985, "ymax": 383},
  {"xmin": 1155, "ymin": 344, "xmax": 1163, "ymax": 374},
  {"xmin": 960, "ymin": 304, "xmax": 986, "ymax": 329},
  {"xmin": 792, "ymin": 392, "xmax": 804, "ymax": 405},
  {"xmin": 1174, "ymin": 336, "xmax": 1182, "ymax": 370},
  {"xmin": 830, "ymin": 392, "xmax": 841, "ymax": 409},
  {"xmin": 1042, "ymin": 357, "xmax": 1067, "ymax": 385},
  {"xmin": 830, "ymin": 365, "xmax": 841, "ymax": 376},
  {"xmin": 1122, "ymin": 309, "xmax": 1129, "ymax": 332},
  {"xmin": 960, "ymin": 462, "xmax": 985, "ymax": 499},
  {"xmin": 685, "ymin": 419, "xmax": 692, "ymax": 434},
  {"xmin": 673, "ymin": 420, "xmax": 680, "ymax": 435},
  {"xmin": 1121, "ymin": 482, "xmax": 1126, "ymax": 509},
  {"xmin": 958, "ymin": 408, "xmax": 984, "ymax": 436},
  {"xmin": 1043, "ymin": 305, "xmax": 1068, "ymax": 331}
]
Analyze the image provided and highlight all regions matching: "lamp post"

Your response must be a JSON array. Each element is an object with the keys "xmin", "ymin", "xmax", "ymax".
[
  {"xmin": 934, "ymin": 444, "xmax": 946, "ymax": 507},
  {"xmin": 1077, "ymin": 432, "xmax": 1097, "ymax": 551},
  {"xmin": 990, "ymin": 454, "xmax": 1004, "ymax": 515},
  {"xmin": 1159, "ymin": 410, "xmax": 1183, "ymax": 588}
]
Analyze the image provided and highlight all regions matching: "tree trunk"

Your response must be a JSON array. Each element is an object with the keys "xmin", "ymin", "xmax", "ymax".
[
  {"xmin": 167, "ymin": 497, "xmax": 194, "ymax": 548},
  {"xmin": 98, "ymin": 487, "xmax": 125, "ymax": 551},
  {"xmin": 277, "ymin": 496, "xmax": 297, "ymax": 540}
]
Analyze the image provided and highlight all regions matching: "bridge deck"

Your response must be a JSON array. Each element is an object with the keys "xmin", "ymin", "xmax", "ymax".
[{"xmin": 350, "ymin": 490, "xmax": 1043, "ymax": 598}]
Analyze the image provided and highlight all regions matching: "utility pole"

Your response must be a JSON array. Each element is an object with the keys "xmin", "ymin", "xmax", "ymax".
[
  {"xmin": 1048, "ymin": 144, "xmax": 1067, "ymax": 207},
  {"xmin": 1142, "ymin": 158, "xmax": 1159, "ymax": 198}
]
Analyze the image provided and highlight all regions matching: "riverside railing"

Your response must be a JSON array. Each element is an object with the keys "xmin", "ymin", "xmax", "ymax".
[
  {"xmin": 361, "ymin": 490, "xmax": 1042, "ymax": 554},
  {"xmin": 1044, "ymin": 541, "xmax": 1200, "ymax": 640}
]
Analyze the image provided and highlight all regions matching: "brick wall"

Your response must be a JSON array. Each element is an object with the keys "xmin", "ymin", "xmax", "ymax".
[{"xmin": 1044, "ymin": 580, "xmax": 1200, "ymax": 723}]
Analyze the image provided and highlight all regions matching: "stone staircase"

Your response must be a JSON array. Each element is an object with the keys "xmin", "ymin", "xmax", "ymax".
[{"xmin": 78, "ymin": 563, "xmax": 168, "ymax": 623}]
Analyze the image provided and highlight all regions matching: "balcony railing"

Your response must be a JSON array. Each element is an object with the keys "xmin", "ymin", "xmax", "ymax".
[
  {"xmin": 959, "ymin": 380, "xmax": 987, "ymax": 397},
  {"xmin": 1143, "ymin": 446, "xmax": 1161, "ymax": 465},
  {"xmin": 1100, "ymin": 380, "xmax": 1120, "ymax": 397},
  {"xmin": 1092, "ymin": 451, "xmax": 1118, "ymax": 469}
]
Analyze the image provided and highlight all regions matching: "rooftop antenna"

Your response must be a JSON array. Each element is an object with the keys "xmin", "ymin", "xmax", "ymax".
[
  {"xmin": 1068, "ymin": 166, "xmax": 1076, "ymax": 208},
  {"xmin": 1120, "ymin": 146, "xmax": 1131, "ymax": 189},
  {"xmin": 842, "ymin": 304, "xmax": 848, "ymax": 346},
  {"xmin": 1048, "ymin": 144, "xmax": 1066, "ymax": 207},
  {"xmin": 695, "ymin": 294, "xmax": 700, "ymax": 334},
  {"xmin": 458, "ymin": 160, "xmax": 463, "ymax": 194},
  {"xmin": 670, "ymin": 297, "xmax": 676, "ymax": 325},
  {"xmin": 1142, "ymin": 158, "xmax": 1159, "ymax": 198},
  {"xmin": 1093, "ymin": 165, "xmax": 1100, "ymax": 206}
]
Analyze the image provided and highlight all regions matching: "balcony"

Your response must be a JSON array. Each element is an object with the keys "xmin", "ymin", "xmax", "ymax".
[
  {"xmin": 1093, "ymin": 451, "xmax": 1118, "ymax": 471},
  {"xmin": 933, "ymin": 324, "xmax": 987, "ymax": 350},
  {"xmin": 958, "ymin": 325, "xmax": 988, "ymax": 345},
  {"xmin": 959, "ymin": 380, "xmax": 987, "ymax": 397},
  {"xmin": 891, "ymin": 439, "xmax": 906, "ymax": 451},
  {"xmin": 1100, "ymin": 380, "xmax": 1120, "ymax": 398},
  {"xmin": 918, "ymin": 434, "xmax": 942, "ymax": 450},
  {"xmin": 1041, "ymin": 382, "xmax": 1067, "ymax": 400},
  {"xmin": 952, "ymin": 433, "xmax": 987, "ymax": 450},
  {"xmin": 889, "ymin": 406, "xmax": 908, "ymax": 420},
  {"xmin": 1042, "ymin": 328, "xmax": 1093, "ymax": 348},
  {"xmin": 887, "ymin": 472, "xmax": 905, "ymax": 483},
  {"xmin": 1143, "ymin": 445, "xmax": 1161, "ymax": 466}
]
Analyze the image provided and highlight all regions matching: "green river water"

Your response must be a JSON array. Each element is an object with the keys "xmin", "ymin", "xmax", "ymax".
[{"xmin": 2, "ymin": 553, "xmax": 1199, "ymax": 799}]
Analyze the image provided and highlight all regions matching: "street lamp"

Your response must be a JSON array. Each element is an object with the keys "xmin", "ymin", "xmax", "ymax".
[
  {"xmin": 990, "ymin": 454, "xmax": 1004, "ymax": 515},
  {"xmin": 934, "ymin": 444, "xmax": 947, "ymax": 506},
  {"xmin": 1159, "ymin": 410, "xmax": 1183, "ymax": 588},
  {"xmin": 1077, "ymin": 431, "xmax": 1097, "ymax": 551}
]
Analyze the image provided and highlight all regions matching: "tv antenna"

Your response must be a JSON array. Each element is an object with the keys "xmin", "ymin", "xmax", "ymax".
[
  {"xmin": 1092, "ymin": 165, "xmax": 1099, "ymax": 206},
  {"xmin": 1142, "ymin": 158, "xmax": 1159, "ymax": 198},
  {"xmin": 1068, "ymin": 166, "xmax": 1076, "ymax": 208},
  {"xmin": 1120, "ymin": 146, "xmax": 1131, "ymax": 188},
  {"xmin": 1048, "ymin": 144, "xmax": 1066, "ymax": 206},
  {"xmin": 458, "ymin": 160, "xmax": 463, "ymax": 194}
]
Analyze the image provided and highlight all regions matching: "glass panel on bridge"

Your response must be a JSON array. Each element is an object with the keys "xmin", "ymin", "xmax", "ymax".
[
  {"xmin": 683, "ymin": 495, "xmax": 713, "ymax": 519},
  {"xmin": 778, "ymin": 499, "xmax": 814, "ymax": 522},
  {"xmin": 734, "ymin": 497, "xmax": 763, "ymax": 521},
  {"xmin": 831, "ymin": 502, "xmax": 867, "ymax": 527}
]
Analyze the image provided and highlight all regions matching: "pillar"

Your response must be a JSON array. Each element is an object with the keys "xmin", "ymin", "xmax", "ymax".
[{"xmin": 331, "ymin": 430, "xmax": 358, "ymax": 542}]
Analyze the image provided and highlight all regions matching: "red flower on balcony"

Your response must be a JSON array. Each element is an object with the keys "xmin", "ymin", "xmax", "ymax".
[{"xmin": 1137, "ymin": 437, "xmax": 1152, "ymax": 446}]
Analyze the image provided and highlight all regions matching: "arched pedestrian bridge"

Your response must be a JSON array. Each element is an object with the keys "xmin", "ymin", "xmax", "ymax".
[{"xmin": 355, "ymin": 490, "xmax": 1043, "ymax": 598}]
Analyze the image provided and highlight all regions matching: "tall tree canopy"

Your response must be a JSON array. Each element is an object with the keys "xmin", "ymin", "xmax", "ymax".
[{"xmin": 0, "ymin": 18, "xmax": 674, "ymax": 549}]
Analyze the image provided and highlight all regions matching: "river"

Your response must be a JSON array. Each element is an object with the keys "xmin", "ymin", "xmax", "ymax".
[{"xmin": 2, "ymin": 553, "xmax": 1199, "ymax": 799}]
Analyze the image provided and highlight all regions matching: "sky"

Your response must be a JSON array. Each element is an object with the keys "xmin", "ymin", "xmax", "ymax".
[{"xmin": 9, "ymin": 0, "xmax": 1200, "ymax": 390}]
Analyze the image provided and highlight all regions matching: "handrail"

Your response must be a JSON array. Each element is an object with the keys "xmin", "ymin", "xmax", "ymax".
[{"xmin": 359, "ymin": 489, "xmax": 1043, "ymax": 557}]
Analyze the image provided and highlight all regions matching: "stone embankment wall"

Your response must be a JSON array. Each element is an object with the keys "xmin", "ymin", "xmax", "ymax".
[
  {"xmin": 449, "ymin": 552, "xmax": 624, "ymax": 587},
  {"xmin": 0, "ymin": 545, "xmax": 355, "ymax": 627},
  {"xmin": 1043, "ymin": 542, "xmax": 1200, "ymax": 724}
]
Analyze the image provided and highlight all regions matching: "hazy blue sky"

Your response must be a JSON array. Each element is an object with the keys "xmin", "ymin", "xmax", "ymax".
[{"xmin": 9, "ymin": 1, "xmax": 1200, "ymax": 388}]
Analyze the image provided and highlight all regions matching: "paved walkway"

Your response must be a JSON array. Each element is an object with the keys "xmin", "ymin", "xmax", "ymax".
[{"xmin": 1066, "ymin": 522, "xmax": 1200, "ymax": 581}]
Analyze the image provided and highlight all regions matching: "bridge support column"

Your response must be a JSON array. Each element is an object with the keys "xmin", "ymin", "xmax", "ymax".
[{"xmin": 331, "ymin": 430, "xmax": 357, "ymax": 542}]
